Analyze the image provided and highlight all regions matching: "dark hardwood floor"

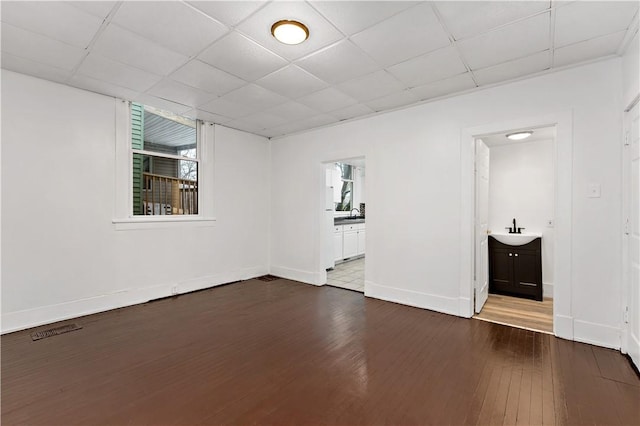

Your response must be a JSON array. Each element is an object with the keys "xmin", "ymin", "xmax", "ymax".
[{"xmin": 2, "ymin": 278, "xmax": 639, "ymax": 425}]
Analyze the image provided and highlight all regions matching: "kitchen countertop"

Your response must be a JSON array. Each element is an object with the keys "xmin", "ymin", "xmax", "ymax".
[{"xmin": 334, "ymin": 217, "xmax": 365, "ymax": 225}]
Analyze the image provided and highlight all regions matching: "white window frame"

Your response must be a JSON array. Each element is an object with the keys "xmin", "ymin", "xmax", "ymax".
[{"xmin": 113, "ymin": 99, "xmax": 216, "ymax": 230}]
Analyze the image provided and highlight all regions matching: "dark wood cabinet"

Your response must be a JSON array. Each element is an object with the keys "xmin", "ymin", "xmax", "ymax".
[{"xmin": 488, "ymin": 236, "xmax": 543, "ymax": 301}]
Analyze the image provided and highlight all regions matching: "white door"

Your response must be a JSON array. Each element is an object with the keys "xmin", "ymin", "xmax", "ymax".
[
  {"xmin": 475, "ymin": 139, "xmax": 490, "ymax": 313},
  {"xmin": 623, "ymin": 101, "xmax": 640, "ymax": 368}
]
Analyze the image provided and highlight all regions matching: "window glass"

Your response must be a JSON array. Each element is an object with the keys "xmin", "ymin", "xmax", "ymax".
[{"xmin": 131, "ymin": 103, "xmax": 198, "ymax": 216}]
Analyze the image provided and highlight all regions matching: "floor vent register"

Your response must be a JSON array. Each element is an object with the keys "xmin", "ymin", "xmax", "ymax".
[{"xmin": 30, "ymin": 323, "xmax": 83, "ymax": 341}]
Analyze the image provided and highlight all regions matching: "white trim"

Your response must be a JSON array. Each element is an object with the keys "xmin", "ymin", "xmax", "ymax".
[
  {"xmin": 1, "ymin": 266, "xmax": 267, "ymax": 334},
  {"xmin": 132, "ymin": 149, "xmax": 200, "ymax": 163},
  {"xmin": 460, "ymin": 112, "xmax": 573, "ymax": 340},
  {"xmin": 114, "ymin": 102, "xmax": 216, "ymax": 227},
  {"xmin": 270, "ymin": 265, "xmax": 324, "ymax": 285},
  {"xmin": 574, "ymin": 319, "xmax": 621, "ymax": 350},
  {"xmin": 112, "ymin": 216, "xmax": 216, "ymax": 231},
  {"xmin": 543, "ymin": 282, "xmax": 554, "ymax": 299},
  {"xmin": 366, "ymin": 281, "xmax": 460, "ymax": 317},
  {"xmin": 554, "ymin": 314, "xmax": 574, "ymax": 339}
]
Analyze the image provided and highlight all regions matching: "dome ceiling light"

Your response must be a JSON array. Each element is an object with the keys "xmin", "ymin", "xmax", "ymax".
[
  {"xmin": 271, "ymin": 20, "xmax": 309, "ymax": 45},
  {"xmin": 506, "ymin": 131, "xmax": 533, "ymax": 141}
]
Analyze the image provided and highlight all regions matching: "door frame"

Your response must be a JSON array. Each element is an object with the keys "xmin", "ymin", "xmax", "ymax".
[
  {"xmin": 316, "ymin": 155, "xmax": 367, "ymax": 288},
  {"xmin": 621, "ymin": 98, "xmax": 639, "ymax": 364},
  {"xmin": 459, "ymin": 112, "xmax": 574, "ymax": 340}
]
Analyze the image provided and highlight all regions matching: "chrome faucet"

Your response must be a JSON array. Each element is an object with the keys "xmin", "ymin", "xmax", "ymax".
[{"xmin": 350, "ymin": 208, "xmax": 360, "ymax": 218}]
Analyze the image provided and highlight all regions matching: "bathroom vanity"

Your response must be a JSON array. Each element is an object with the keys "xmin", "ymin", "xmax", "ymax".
[{"xmin": 488, "ymin": 234, "xmax": 543, "ymax": 301}]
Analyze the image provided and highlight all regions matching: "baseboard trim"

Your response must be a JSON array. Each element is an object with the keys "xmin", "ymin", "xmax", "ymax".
[
  {"xmin": 459, "ymin": 297, "xmax": 472, "ymax": 318},
  {"xmin": 270, "ymin": 265, "xmax": 322, "ymax": 286},
  {"xmin": 554, "ymin": 314, "xmax": 574, "ymax": 340},
  {"xmin": 543, "ymin": 282, "xmax": 553, "ymax": 299},
  {"xmin": 365, "ymin": 281, "xmax": 459, "ymax": 317},
  {"xmin": 1, "ymin": 265, "xmax": 267, "ymax": 334},
  {"xmin": 573, "ymin": 319, "xmax": 621, "ymax": 350},
  {"xmin": 629, "ymin": 331, "xmax": 640, "ymax": 372}
]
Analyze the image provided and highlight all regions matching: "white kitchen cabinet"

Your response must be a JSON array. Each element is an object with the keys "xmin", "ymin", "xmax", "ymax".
[
  {"xmin": 357, "ymin": 229, "xmax": 366, "ymax": 256},
  {"xmin": 343, "ymin": 229, "xmax": 358, "ymax": 258},
  {"xmin": 333, "ymin": 225, "xmax": 343, "ymax": 262}
]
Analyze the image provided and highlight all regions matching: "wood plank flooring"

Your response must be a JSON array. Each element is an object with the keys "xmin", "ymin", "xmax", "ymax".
[
  {"xmin": 2, "ymin": 278, "xmax": 639, "ymax": 425},
  {"xmin": 475, "ymin": 294, "xmax": 554, "ymax": 333}
]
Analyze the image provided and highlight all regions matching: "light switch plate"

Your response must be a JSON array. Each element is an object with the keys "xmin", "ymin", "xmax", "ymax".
[{"xmin": 588, "ymin": 183, "xmax": 601, "ymax": 198}]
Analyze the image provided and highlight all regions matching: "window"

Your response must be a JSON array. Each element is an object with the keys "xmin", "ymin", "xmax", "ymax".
[
  {"xmin": 335, "ymin": 162, "xmax": 353, "ymax": 211},
  {"xmin": 131, "ymin": 103, "xmax": 199, "ymax": 216}
]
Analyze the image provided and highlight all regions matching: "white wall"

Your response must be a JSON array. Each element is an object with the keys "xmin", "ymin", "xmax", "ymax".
[
  {"xmin": 488, "ymin": 140, "xmax": 555, "ymax": 297},
  {"xmin": 270, "ymin": 58, "xmax": 623, "ymax": 349},
  {"xmin": 622, "ymin": 30, "xmax": 639, "ymax": 110},
  {"xmin": 1, "ymin": 70, "xmax": 270, "ymax": 333}
]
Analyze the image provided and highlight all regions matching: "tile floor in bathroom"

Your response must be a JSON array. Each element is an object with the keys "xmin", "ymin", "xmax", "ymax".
[{"xmin": 327, "ymin": 257, "xmax": 364, "ymax": 292}]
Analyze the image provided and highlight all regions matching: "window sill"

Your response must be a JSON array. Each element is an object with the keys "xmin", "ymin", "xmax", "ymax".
[{"xmin": 112, "ymin": 216, "xmax": 217, "ymax": 231}]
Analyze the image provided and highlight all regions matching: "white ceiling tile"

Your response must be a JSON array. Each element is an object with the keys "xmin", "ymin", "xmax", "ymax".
[
  {"xmin": 297, "ymin": 87, "xmax": 358, "ymax": 113},
  {"xmin": 387, "ymin": 46, "xmax": 468, "ymax": 88},
  {"xmin": 66, "ymin": 1, "xmax": 117, "ymax": 19},
  {"xmin": 1, "ymin": 23, "xmax": 85, "ymax": 71},
  {"xmin": 77, "ymin": 53, "xmax": 163, "ymax": 92},
  {"xmin": 134, "ymin": 94, "xmax": 193, "ymax": 115},
  {"xmin": 112, "ymin": 2, "xmax": 228, "ymax": 57},
  {"xmin": 296, "ymin": 40, "xmax": 380, "ymax": 84},
  {"xmin": 554, "ymin": 31, "xmax": 626, "ymax": 68},
  {"xmin": 350, "ymin": 3, "xmax": 451, "ymax": 67},
  {"xmin": 1, "ymin": 52, "xmax": 71, "ymax": 84},
  {"xmin": 409, "ymin": 73, "xmax": 476, "ymax": 101},
  {"xmin": 183, "ymin": 109, "xmax": 233, "ymax": 124},
  {"xmin": 69, "ymin": 74, "xmax": 141, "ymax": 100},
  {"xmin": 266, "ymin": 113, "xmax": 338, "ymax": 135},
  {"xmin": 224, "ymin": 118, "xmax": 268, "ymax": 135},
  {"xmin": 1, "ymin": 1, "xmax": 104, "ymax": 48},
  {"xmin": 310, "ymin": 1, "xmax": 417, "ymax": 35},
  {"xmin": 473, "ymin": 51, "xmax": 551, "ymax": 86},
  {"xmin": 169, "ymin": 60, "xmax": 246, "ymax": 96},
  {"xmin": 222, "ymin": 84, "xmax": 289, "ymax": 110},
  {"xmin": 198, "ymin": 32, "xmax": 288, "ymax": 81},
  {"xmin": 93, "ymin": 24, "xmax": 188, "ymax": 75},
  {"xmin": 255, "ymin": 65, "xmax": 328, "ymax": 99},
  {"xmin": 338, "ymin": 70, "xmax": 405, "ymax": 102},
  {"xmin": 237, "ymin": 1, "xmax": 344, "ymax": 61},
  {"xmin": 364, "ymin": 90, "xmax": 419, "ymax": 111},
  {"xmin": 434, "ymin": 1, "xmax": 550, "ymax": 40},
  {"xmin": 554, "ymin": 1, "xmax": 638, "ymax": 47},
  {"xmin": 264, "ymin": 101, "xmax": 321, "ymax": 121},
  {"xmin": 199, "ymin": 96, "xmax": 260, "ymax": 118},
  {"xmin": 457, "ymin": 12, "xmax": 550, "ymax": 70},
  {"xmin": 236, "ymin": 111, "xmax": 288, "ymax": 129},
  {"xmin": 146, "ymin": 79, "xmax": 218, "ymax": 107},
  {"xmin": 187, "ymin": 1, "xmax": 267, "ymax": 26},
  {"xmin": 330, "ymin": 103, "xmax": 375, "ymax": 121}
]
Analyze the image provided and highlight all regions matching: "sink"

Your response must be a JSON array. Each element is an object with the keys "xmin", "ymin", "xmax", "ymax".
[{"xmin": 490, "ymin": 232, "xmax": 542, "ymax": 246}]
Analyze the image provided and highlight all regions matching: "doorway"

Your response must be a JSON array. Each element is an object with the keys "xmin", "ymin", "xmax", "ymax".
[
  {"xmin": 323, "ymin": 158, "xmax": 366, "ymax": 293},
  {"xmin": 472, "ymin": 126, "xmax": 556, "ymax": 334}
]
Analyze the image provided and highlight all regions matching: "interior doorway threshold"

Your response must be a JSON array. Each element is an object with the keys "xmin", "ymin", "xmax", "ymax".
[{"xmin": 473, "ymin": 293, "xmax": 553, "ymax": 334}]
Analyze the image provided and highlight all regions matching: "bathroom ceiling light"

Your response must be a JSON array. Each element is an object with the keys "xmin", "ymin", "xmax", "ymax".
[
  {"xmin": 506, "ymin": 131, "xmax": 533, "ymax": 140},
  {"xmin": 271, "ymin": 20, "xmax": 309, "ymax": 45}
]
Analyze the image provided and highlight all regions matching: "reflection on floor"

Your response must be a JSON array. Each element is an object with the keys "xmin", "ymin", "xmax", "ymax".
[
  {"xmin": 474, "ymin": 294, "xmax": 553, "ymax": 334},
  {"xmin": 327, "ymin": 257, "xmax": 364, "ymax": 292}
]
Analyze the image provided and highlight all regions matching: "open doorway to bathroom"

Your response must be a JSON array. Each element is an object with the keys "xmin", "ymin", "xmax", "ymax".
[
  {"xmin": 472, "ymin": 126, "xmax": 556, "ymax": 333},
  {"xmin": 323, "ymin": 158, "xmax": 366, "ymax": 293}
]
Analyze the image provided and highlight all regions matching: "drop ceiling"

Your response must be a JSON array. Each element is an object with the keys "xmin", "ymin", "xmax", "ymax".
[{"xmin": 1, "ymin": 1, "xmax": 638, "ymax": 138}]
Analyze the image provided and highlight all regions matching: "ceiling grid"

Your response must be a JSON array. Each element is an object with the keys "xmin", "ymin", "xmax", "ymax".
[{"xmin": 1, "ymin": 0, "xmax": 637, "ymax": 138}]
